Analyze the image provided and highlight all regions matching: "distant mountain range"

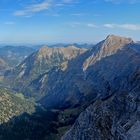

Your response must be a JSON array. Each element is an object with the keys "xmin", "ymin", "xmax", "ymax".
[
  {"xmin": 0, "ymin": 35, "xmax": 140, "ymax": 140},
  {"xmin": 0, "ymin": 44, "xmax": 93, "ymax": 73},
  {"xmin": 0, "ymin": 46, "xmax": 35, "ymax": 67},
  {"xmin": 0, "ymin": 58, "xmax": 9, "ymax": 73}
]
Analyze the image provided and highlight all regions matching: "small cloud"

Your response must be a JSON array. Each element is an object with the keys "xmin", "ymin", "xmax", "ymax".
[
  {"xmin": 55, "ymin": 3, "xmax": 65, "ymax": 7},
  {"xmin": 69, "ymin": 22, "xmax": 82, "ymax": 27},
  {"xmin": 119, "ymin": 24, "xmax": 140, "ymax": 30},
  {"xmin": 62, "ymin": 0, "xmax": 79, "ymax": 4},
  {"xmin": 45, "ymin": 13, "xmax": 60, "ymax": 17},
  {"xmin": 13, "ymin": 0, "xmax": 78, "ymax": 17},
  {"xmin": 87, "ymin": 23, "xmax": 98, "ymax": 28},
  {"xmin": 69, "ymin": 22, "xmax": 98, "ymax": 28},
  {"xmin": 62, "ymin": 0, "xmax": 74, "ymax": 3},
  {"xmin": 104, "ymin": 24, "xmax": 115, "ymax": 28},
  {"xmin": 14, "ymin": 1, "xmax": 50, "ymax": 16},
  {"xmin": 4, "ymin": 21, "xmax": 15, "ymax": 25},
  {"xmin": 104, "ymin": 23, "xmax": 140, "ymax": 30},
  {"xmin": 104, "ymin": 0, "xmax": 122, "ymax": 4},
  {"xmin": 104, "ymin": 0, "xmax": 140, "ymax": 4},
  {"xmin": 70, "ymin": 13, "xmax": 86, "ymax": 16}
]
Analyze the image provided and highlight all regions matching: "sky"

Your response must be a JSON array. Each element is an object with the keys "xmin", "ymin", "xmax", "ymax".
[{"xmin": 0, "ymin": 0, "xmax": 140, "ymax": 44}]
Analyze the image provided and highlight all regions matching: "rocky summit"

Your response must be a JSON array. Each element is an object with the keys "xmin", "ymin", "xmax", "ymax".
[
  {"xmin": 83, "ymin": 35, "xmax": 133, "ymax": 70},
  {"xmin": 62, "ymin": 91, "xmax": 140, "ymax": 140}
]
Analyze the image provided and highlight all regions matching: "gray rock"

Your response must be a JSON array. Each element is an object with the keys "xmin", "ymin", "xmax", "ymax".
[{"xmin": 62, "ymin": 92, "xmax": 140, "ymax": 140}]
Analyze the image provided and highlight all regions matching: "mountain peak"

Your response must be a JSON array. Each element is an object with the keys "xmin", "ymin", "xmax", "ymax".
[
  {"xmin": 102, "ymin": 35, "xmax": 134, "ymax": 52},
  {"xmin": 37, "ymin": 45, "xmax": 87, "ymax": 59},
  {"xmin": 83, "ymin": 35, "xmax": 134, "ymax": 71},
  {"xmin": 105, "ymin": 34, "xmax": 133, "ymax": 45},
  {"xmin": 67, "ymin": 45, "xmax": 78, "ymax": 49}
]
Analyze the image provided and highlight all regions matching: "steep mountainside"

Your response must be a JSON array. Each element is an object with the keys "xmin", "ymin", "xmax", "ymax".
[
  {"xmin": 0, "ymin": 88, "xmax": 68, "ymax": 140},
  {"xmin": 0, "ymin": 88, "xmax": 35, "ymax": 124},
  {"xmin": 0, "ymin": 89, "xmax": 85, "ymax": 140},
  {"xmin": 40, "ymin": 35, "xmax": 140, "ymax": 109},
  {"xmin": 4, "ymin": 45, "xmax": 87, "ymax": 98},
  {"xmin": 62, "ymin": 90, "xmax": 140, "ymax": 140},
  {"xmin": 83, "ymin": 35, "xmax": 133, "ymax": 70},
  {"xmin": 16, "ymin": 45, "xmax": 87, "ymax": 78}
]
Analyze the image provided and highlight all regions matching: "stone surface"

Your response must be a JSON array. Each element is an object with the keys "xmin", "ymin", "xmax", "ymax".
[{"xmin": 62, "ymin": 91, "xmax": 140, "ymax": 140}]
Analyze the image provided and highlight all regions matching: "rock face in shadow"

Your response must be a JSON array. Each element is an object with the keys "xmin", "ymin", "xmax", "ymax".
[
  {"xmin": 62, "ymin": 91, "xmax": 140, "ymax": 140},
  {"xmin": 0, "ymin": 107, "xmax": 59, "ymax": 140}
]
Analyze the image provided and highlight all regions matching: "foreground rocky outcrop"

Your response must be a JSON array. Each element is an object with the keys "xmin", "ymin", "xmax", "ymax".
[{"xmin": 62, "ymin": 90, "xmax": 140, "ymax": 140}]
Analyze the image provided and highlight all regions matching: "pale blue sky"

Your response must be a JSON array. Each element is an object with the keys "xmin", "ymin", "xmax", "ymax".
[{"xmin": 0, "ymin": 0, "xmax": 140, "ymax": 44}]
